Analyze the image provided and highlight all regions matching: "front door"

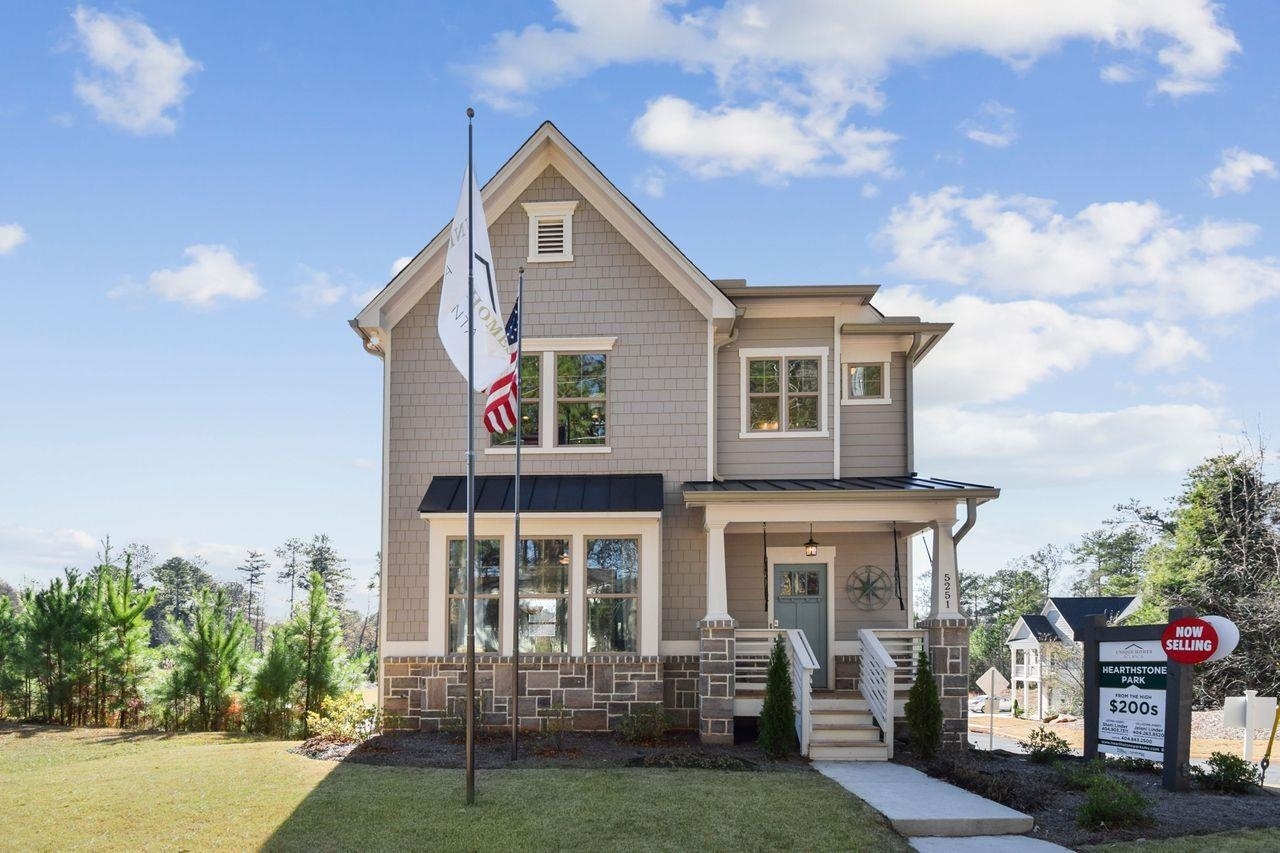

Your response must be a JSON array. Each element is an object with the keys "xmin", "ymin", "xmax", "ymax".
[{"xmin": 774, "ymin": 564, "xmax": 828, "ymax": 689}]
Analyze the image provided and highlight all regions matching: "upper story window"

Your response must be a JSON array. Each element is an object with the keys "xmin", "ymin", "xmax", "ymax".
[
  {"xmin": 739, "ymin": 346, "xmax": 829, "ymax": 438},
  {"xmin": 843, "ymin": 362, "xmax": 891, "ymax": 405},
  {"xmin": 488, "ymin": 337, "xmax": 615, "ymax": 453},
  {"xmin": 522, "ymin": 201, "xmax": 578, "ymax": 263}
]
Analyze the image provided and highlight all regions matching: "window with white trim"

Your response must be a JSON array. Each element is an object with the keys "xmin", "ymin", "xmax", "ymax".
[
  {"xmin": 522, "ymin": 201, "xmax": 578, "ymax": 263},
  {"xmin": 447, "ymin": 538, "xmax": 501, "ymax": 653},
  {"xmin": 487, "ymin": 338, "xmax": 614, "ymax": 453},
  {"xmin": 739, "ymin": 347, "xmax": 829, "ymax": 436},
  {"xmin": 517, "ymin": 538, "xmax": 570, "ymax": 653},
  {"xmin": 585, "ymin": 538, "xmax": 639, "ymax": 652},
  {"xmin": 843, "ymin": 361, "xmax": 890, "ymax": 404}
]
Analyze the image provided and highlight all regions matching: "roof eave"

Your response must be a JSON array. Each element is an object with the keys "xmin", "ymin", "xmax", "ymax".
[{"xmin": 682, "ymin": 487, "xmax": 1000, "ymax": 508}]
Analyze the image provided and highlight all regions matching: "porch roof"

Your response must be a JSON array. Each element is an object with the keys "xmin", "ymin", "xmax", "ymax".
[
  {"xmin": 420, "ymin": 473, "xmax": 664, "ymax": 514},
  {"xmin": 682, "ymin": 475, "xmax": 998, "ymax": 505}
]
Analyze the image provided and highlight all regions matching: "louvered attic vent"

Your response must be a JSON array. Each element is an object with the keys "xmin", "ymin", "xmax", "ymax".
[{"xmin": 523, "ymin": 200, "xmax": 578, "ymax": 263}]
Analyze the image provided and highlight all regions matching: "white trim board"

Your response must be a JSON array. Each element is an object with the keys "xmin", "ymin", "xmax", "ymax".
[{"xmin": 766, "ymin": 546, "xmax": 837, "ymax": 688}]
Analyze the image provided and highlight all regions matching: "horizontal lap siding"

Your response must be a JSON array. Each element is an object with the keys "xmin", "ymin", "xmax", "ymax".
[
  {"xmin": 386, "ymin": 166, "xmax": 707, "ymax": 643},
  {"xmin": 718, "ymin": 316, "xmax": 835, "ymax": 478},
  {"xmin": 840, "ymin": 352, "xmax": 907, "ymax": 476}
]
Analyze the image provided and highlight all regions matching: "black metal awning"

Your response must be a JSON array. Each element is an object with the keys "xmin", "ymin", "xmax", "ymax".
[
  {"xmin": 420, "ymin": 473, "xmax": 664, "ymax": 514},
  {"xmin": 682, "ymin": 475, "xmax": 999, "ymax": 504}
]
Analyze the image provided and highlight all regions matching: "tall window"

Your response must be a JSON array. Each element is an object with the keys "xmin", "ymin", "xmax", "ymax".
[
  {"xmin": 585, "ymin": 538, "xmax": 639, "ymax": 653},
  {"xmin": 490, "ymin": 355, "xmax": 541, "ymax": 447},
  {"xmin": 447, "ymin": 538, "xmax": 500, "ymax": 653},
  {"xmin": 517, "ymin": 538, "xmax": 569, "ymax": 653},
  {"xmin": 747, "ymin": 356, "xmax": 820, "ymax": 432},
  {"xmin": 556, "ymin": 353, "xmax": 606, "ymax": 446}
]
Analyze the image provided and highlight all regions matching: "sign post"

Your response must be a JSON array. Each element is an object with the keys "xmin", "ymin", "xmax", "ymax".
[{"xmin": 975, "ymin": 667, "xmax": 1010, "ymax": 752}]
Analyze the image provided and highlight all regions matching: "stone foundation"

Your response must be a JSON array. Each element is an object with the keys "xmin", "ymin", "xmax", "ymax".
[
  {"xmin": 382, "ymin": 654, "xmax": 699, "ymax": 733},
  {"xmin": 919, "ymin": 617, "xmax": 971, "ymax": 747},
  {"xmin": 834, "ymin": 655, "xmax": 861, "ymax": 692},
  {"xmin": 698, "ymin": 618, "xmax": 736, "ymax": 744}
]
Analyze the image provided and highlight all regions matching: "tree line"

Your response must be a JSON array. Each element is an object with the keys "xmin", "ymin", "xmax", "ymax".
[
  {"xmin": 958, "ymin": 447, "xmax": 1280, "ymax": 707},
  {"xmin": 0, "ymin": 534, "xmax": 377, "ymax": 736}
]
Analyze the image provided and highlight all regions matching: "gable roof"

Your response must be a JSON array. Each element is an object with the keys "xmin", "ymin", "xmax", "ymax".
[
  {"xmin": 1008, "ymin": 613, "xmax": 1062, "ymax": 644},
  {"xmin": 351, "ymin": 121, "xmax": 737, "ymax": 348},
  {"xmin": 1045, "ymin": 596, "xmax": 1138, "ymax": 636}
]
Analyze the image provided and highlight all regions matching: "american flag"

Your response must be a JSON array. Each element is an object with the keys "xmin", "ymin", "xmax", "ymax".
[{"xmin": 483, "ymin": 297, "xmax": 520, "ymax": 434}]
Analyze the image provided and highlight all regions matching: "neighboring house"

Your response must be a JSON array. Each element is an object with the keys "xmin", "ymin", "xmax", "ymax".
[
  {"xmin": 1007, "ymin": 595, "xmax": 1141, "ymax": 717},
  {"xmin": 350, "ymin": 122, "xmax": 1000, "ymax": 759}
]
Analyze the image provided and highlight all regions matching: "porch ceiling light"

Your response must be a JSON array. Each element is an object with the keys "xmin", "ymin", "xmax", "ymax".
[{"xmin": 803, "ymin": 524, "xmax": 819, "ymax": 557}]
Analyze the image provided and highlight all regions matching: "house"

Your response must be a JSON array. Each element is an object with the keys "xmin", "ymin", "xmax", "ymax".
[
  {"xmin": 1007, "ymin": 595, "xmax": 1140, "ymax": 717},
  {"xmin": 350, "ymin": 122, "xmax": 1000, "ymax": 759}
]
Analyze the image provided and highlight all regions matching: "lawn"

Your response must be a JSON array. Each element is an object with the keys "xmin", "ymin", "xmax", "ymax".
[
  {"xmin": 1089, "ymin": 828, "xmax": 1280, "ymax": 852},
  {"xmin": 0, "ymin": 724, "xmax": 908, "ymax": 852}
]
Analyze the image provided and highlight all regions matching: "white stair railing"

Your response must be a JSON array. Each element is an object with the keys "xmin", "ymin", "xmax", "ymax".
[
  {"xmin": 733, "ymin": 627, "xmax": 819, "ymax": 755},
  {"xmin": 734, "ymin": 628, "xmax": 783, "ymax": 692},
  {"xmin": 784, "ymin": 629, "xmax": 819, "ymax": 756},
  {"xmin": 858, "ymin": 629, "xmax": 898, "ymax": 758}
]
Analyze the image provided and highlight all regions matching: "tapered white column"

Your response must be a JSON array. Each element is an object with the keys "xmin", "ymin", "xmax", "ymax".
[
  {"xmin": 929, "ymin": 521, "xmax": 962, "ymax": 619},
  {"xmin": 704, "ymin": 520, "xmax": 730, "ymax": 621}
]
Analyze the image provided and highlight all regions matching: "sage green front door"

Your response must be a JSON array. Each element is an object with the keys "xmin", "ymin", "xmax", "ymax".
[{"xmin": 774, "ymin": 565, "xmax": 828, "ymax": 689}]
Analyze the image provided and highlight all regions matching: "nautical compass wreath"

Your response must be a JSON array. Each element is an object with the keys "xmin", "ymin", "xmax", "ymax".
[{"xmin": 846, "ymin": 565, "xmax": 892, "ymax": 610}]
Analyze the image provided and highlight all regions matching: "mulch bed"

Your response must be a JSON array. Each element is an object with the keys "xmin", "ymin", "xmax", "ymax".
[
  {"xmin": 294, "ymin": 729, "xmax": 806, "ymax": 773},
  {"xmin": 896, "ymin": 745, "xmax": 1280, "ymax": 850}
]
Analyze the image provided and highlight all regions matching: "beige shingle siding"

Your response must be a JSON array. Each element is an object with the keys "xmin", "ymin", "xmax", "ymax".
[
  {"xmin": 839, "ymin": 352, "xmax": 908, "ymax": 476},
  {"xmin": 716, "ymin": 316, "xmax": 836, "ymax": 478},
  {"xmin": 384, "ymin": 166, "xmax": 708, "ymax": 643}
]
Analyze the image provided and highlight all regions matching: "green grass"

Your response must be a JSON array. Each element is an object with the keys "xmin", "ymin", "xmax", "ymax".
[
  {"xmin": 1089, "ymin": 828, "xmax": 1280, "ymax": 852},
  {"xmin": 0, "ymin": 725, "xmax": 908, "ymax": 852}
]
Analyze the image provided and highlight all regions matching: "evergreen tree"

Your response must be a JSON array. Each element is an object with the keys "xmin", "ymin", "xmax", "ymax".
[
  {"xmin": 289, "ymin": 572, "xmax": 343, "ymax": 734},
  {"xmin": 103, "ymin": 559, "xmax": 154, "ymax": 727},
  {"xmin": 758, "ymin": 637, "xmax": 797, "ymax": 759},
  {"xmin": 236, "ymin": 550, "xmax": 270, "ymax": 651},
  {"xmin": 23, "ymin": 571, "xmax": 92, "ymax": 724},
  {"xmin": 276, "ymin": 538, "xmax": 306, "ymax": 614},
  {"xmin": 146, "ymin": 556, "xmax": 214, "ymax": 646},
  {"xmin": 253, "ymin": 625, "xmax": 300, "ymax": 737},
  {"xmin": 0, "ymin": 595, "xmax": 24, "ymax": 719},
  {"xmin": 1070, "ymin": 526, "xmax": 1148, "ymax": 596},
  {"xmin": 904, "ymin": 650, "xmax": 943, "ymax": 758},
  {"xmin": 301, "ymin": 534, "xmax": 352, "ymax": 609},
  {"xmin": 173, "ymin": 588, "xmax": 250, "ymax": 731}
]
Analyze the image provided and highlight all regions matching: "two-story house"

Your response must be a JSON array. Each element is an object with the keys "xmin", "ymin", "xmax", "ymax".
[{"xmin": 351, "ymin": 122, "xmax": 999, "ymax": 759}]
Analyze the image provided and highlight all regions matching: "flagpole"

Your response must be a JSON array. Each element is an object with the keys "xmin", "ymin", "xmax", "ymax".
[
  {"xmin": 511, "ymin": 267, "xmax": 524, "ymax": 760},
  {"xmin": 464, "ymin": 106, "xmax": 477, "ymax": 807}
]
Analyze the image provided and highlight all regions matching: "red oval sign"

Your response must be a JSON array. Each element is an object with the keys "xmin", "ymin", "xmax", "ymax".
[{"xmin": 1162, "ymin": 617, "xmax": 1219, "ymax": 664}]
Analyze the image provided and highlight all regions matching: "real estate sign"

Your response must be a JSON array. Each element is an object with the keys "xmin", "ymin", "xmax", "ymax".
[{"xmin": 1096, "ymin": 639, "xmax": 1166, "ymax": 761}]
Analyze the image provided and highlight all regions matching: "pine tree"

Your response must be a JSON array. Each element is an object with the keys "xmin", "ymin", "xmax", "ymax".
[
  {"xmin": 301, "ymin": 535, "xmax": 352, "ymax": 610},
  {"xmin": 253, "ymin": 625, "xmax": 300, "ymax": 737},
  {"xmin": 103, "ymin": 558, "xmax": 155, "ymax": 727},
  {"xmin": 276, "ymin": 538, "xmax": 306, "ymax": 615},
  {"xmin": 289, "ymin": 572, "xmax": 343, "ymax": 734},
  {"xmin": 758, "ymin": 637, "xmax": 797, "ymax": 759},
  {"xmin": 905, "ymin": 650, "xmax": 943, "ymax": 759},
  {"xmin": 236, "ymin": 550, "xmax": 270, "ymax": 651},
  {"xmin": 173, "ymin": 588, "xmax": 250, "ymax": 731}
]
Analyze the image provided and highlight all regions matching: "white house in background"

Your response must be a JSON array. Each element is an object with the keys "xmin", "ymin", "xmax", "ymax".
[{"xmin": 1007, "ymin": 595, "xmax": 1140, "ymax": 718}]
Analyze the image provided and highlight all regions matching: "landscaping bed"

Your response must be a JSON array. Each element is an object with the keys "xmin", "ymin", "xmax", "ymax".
[
  {"xmin": 896, "ymin": 745, "xmax": 1280, "ymax": 850},
  {"xmin": 297, "ymin": 728, "xmax": 808, "ymax": 772}
]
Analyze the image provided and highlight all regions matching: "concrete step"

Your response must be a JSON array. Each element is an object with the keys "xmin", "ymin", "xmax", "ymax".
[
  {"xmin": 809, "ymin": 723, "xmax": 883, "ymax": 743},
  {"xmin": 811, "ymin": 709, "xmax": 876, "ymax": 727},
  {"xmin": 810, "ymin": 696, "xmax": 869, "ymax": 712},
  {"xmin": 808, "ymin": 743, "xmax": 890, "ymax": 761}
]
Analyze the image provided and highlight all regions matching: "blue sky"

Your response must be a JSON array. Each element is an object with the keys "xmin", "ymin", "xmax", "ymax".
[{"xmin": 2, "ymin": 2, "xmax": 1278, "ymax": 614}]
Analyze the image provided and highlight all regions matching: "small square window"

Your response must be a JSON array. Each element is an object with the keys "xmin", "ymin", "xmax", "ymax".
[{"xmin": 846, "ymin": 363, "xmax": 885, "ymax": 400}]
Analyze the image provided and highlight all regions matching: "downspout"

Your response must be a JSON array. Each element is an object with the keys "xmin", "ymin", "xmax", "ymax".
[
  {"xmin": 904, "ymin": 332, "xmax": 920, "ymax": 476},
  {"xmin": 952, "ymin": 497, "xmax": 978, "ymax": 546},
  {"xmin": 711, "ymin": 326, "xmax": 740, "ymax": 481}
]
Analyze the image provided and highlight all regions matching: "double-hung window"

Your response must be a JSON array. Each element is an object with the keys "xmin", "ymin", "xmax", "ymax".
[
  {"xmin": 739, "ymin": 347, "xmax": 829, "ymax": 436},
  {"xmin": 490, "ymin": 355, "xmax": 542, "ymax": 447},
  {"xmin": 447, "ymin": 538, "xmax": 501, "ymax": 653},
  {"xmin": 487, "ymin": 338, "xmax": 614, "ymax": 453},
  {"xmin": 585, "ymin": 538, "xmax": 639, "ymax": 653},
  {"xmin": 517, "ymin": 538, "xmax": 570, "ymax": 653}
]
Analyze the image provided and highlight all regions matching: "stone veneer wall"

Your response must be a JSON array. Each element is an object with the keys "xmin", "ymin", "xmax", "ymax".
[
  {"xmin": 383, "ymin": 655, "xmax": 700, "ymax": 732},
  {"xmin": 919, "ymin": 617, "xmax": 971, "ymax": 747}
]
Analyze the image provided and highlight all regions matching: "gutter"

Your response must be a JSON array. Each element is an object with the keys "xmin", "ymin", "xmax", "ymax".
[
  {"xmin": 904, "ymin": 333, "xmax": 920, "ymax": 476},
  {"xmin": 710, "ymin": 326, "xmax": 740, "ymax": 481},
  {"xmin": 349, "ymin": 319, "xmax": 386, "ymax": 358},
  {"xmin": 952, "ymin": 497, "xmax": 979, "ymax": 545}
]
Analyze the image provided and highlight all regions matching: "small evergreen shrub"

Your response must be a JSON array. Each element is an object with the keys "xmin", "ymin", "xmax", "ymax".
[
  {"xmin": 1192, "ymin": 751, "xmax": 1261, "ymax": 793},
  {"xmin": 1056, "ymin": 757, "xmax": 1107, "ymax": 790},
  {"xmin": 758, "ymin": 637, "xmax": 798, "ymax": 759},
  {"xmin": 546, "ymin": 702, "xmax": 570, "ymax": 751},
  {"xmin": 1106, "ymin": 754, "xmax": 1160, "ymax": 774},
  {"xmin": 1077, "ymin": 776, "xmax": 1153, "ymax": 829},
  {"xmin": 305, "ymin": 692, "xmax": 380, "ymax": 743},
  {"xmin": 904, "ymin": 650, "xmax": 942, "ymax": 759},
  {"xmin": 616, "ymin": 704, "xmax": 669, "ymax": 744},
  {"xmin": 1018, "ymin": 726, "xmax": 1072, "ymax": 763},
  {"xmin": 1012, "ymin": 698, "xmax": 1021, "ymax": 719}
]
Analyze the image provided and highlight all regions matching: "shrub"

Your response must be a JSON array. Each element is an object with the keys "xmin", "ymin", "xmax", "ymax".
[
  {"xmin": 546, "ymin": 702, "xmax": 570, "ymax": 751},
  {"xmin": 305, "ymin": 692, "xmax": 380, "ymax": 743},
  {"xmin": 1077, "ymin": 775, "xmax": 1152, "ymax": 829},
  {"xmin": 1056, "ymin": 757, "xmax": 1107, "ymax": 790},
  {"xmin": 927, "ymin": 750, "xmax": 1057, "ymax": 812},
  {"xmin": 904, "ymin": 650, "xmax": 942, "ymax": 759},
  {"xmin": 758, "ymin": 637, "xmax": 798, "ymax": 759},
  {"xmin": 1192, "ymin": 751, "xmax": 1261, "ymax": 793},
  {"xmin": 1012, "ymin": 698, "xmax": 1021, "ymax": 719},
  {"xmin": 616, "ymin": 704, "xmax": 669, "ymax": 744},
  {"xmin": 1106, "ymin": 754, "xmax": 1160, "ymax": 774},
  {"xmin": 1018, "ymin": 726, "xmax": 1071, "ymax": 763}
]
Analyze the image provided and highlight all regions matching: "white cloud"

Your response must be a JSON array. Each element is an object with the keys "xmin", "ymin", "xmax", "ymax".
[
  {"xmin": 0, "ymin": 524, "xmax": 101, "ymax": 587},
  {"xmin": 639, "ymin": 167, "xmax": 668, "ymax": 199},
  {"xmin": 879, "ymin": 187, "xmax": 1280, "ymax": 317},
  {"xmin": 1101, "ymin": 63, "xmax": 1140, "ymax": 84},
  {"xmin": 1157, "ymin": 376, "xmax": 1224, "ymax": 401},
  {"xmin": 292, "ymin": 269, "xmax": 347, "ymax": 313},
  {"xmin": 0, "ymin": 223, "xmax": 28, "ymax": 255},
  {"xmin": 917, "ymin": 403, "xmax": 1232, "ymax": 487},
  {"xmin": 352, "ymin": 286, "xmax": 383, "ymax": 307},
  {"xmin": 390, "ymin": 256, "xmax": 413, "ymax": 277},
  {"xmin": 1137, "ymin": 322, "xmax": 1206, "ymax": 371},
  {"xmin": 860, "ymin": 183, "xmax": 880, "ymax": 199},
  {"xmin": 1207, "ymin": 148, "xmax": 1277, "ymax": 197},
  {"xmin": 632, "ymin": 96, "xmax": 898, "ymax": 183},
  {"xmin": 145, "ymin": 245, "xmax": 262, "ymax": 307},
  {"xmin": 960, "ymin": 101, "xmax": 1017, "ymax": 148},
  {"xmin": 70, "ymin": 6, "xmax": 201, "ymax": 135}
]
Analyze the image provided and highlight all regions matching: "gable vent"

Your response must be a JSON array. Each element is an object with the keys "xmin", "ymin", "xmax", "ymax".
[{"xmin": 523, "ymin": 200, "xmax": 578, "ymax": 263}]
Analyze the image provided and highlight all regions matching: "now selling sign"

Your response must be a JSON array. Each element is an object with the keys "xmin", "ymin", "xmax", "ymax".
[{"xmin": 1161, "ymin": 617, "xmax": 1220, "ymax": 665}]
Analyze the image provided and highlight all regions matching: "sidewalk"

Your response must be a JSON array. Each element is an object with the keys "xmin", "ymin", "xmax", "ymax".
[{"xmin": 814, "ymin": 761, "xmax": 1071, "ymax": 852}]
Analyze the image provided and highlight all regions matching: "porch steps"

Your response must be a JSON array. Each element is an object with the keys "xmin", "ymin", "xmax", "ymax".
[{"xmin": 807, "ymin": 694, "xmax": 890, "ymax": 761}]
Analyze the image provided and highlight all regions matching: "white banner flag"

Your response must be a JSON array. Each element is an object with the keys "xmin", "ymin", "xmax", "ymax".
[{"xmin": 437, "ymin": 166, "xmax": 510, "ymax": 392}]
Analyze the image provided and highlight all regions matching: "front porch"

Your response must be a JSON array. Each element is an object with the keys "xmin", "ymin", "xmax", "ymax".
[{"xmin": 684, "ymin": 476, "xmax": 999, "ymax": 758}]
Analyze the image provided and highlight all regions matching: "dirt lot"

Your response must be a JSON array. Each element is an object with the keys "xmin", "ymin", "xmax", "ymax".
[{"xmin": 969, "ymin": 711, "xmax": 1275, "ymax": 760}]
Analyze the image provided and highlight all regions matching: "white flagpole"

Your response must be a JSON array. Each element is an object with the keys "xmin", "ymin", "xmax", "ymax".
[
  {"xmin": 511, "ymin": 268, "xmax": 524, "ymax": 760},
  {"xmin": 464, "ymin": 106, "xmax": 477, "ymax": 806}
]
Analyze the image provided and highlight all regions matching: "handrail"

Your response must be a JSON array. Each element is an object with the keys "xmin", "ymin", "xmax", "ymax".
[
  {"xmin": 784, "ymin": 629, "xmax": 818, "ymax": 755},
  {"xmin": 733, "ymin": 628, "xmax": 819, "ymax": 756},
  {"xmin": 858, "ymin": 628, "xmax": 898, "ymax": 758}
]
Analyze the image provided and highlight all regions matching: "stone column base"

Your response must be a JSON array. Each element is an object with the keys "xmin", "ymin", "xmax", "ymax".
[
  {"xmin": 698, "ymin": 618, "xmax": 736, "ymax": 744},
  {"xmin": 918, "ymin": 617, "xmax": 971, "ymax": 748}
]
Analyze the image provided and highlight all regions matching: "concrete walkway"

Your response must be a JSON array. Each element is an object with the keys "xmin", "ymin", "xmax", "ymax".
[{"xmin": 814, "ymin": 761, "xmax": 1071, "ymax": 851}]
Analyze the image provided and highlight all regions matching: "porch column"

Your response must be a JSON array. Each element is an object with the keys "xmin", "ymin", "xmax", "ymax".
[
  {"xmin": 699, "ymin": 520, "xmax": 735, "ymax": 744},
  {"xmin": 921, "ymin": 520, "xmax": 969, "ymax": 747},
  {"xmin": 928, "ymin": 521, "xmax": 962, "ymax": 619}
]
